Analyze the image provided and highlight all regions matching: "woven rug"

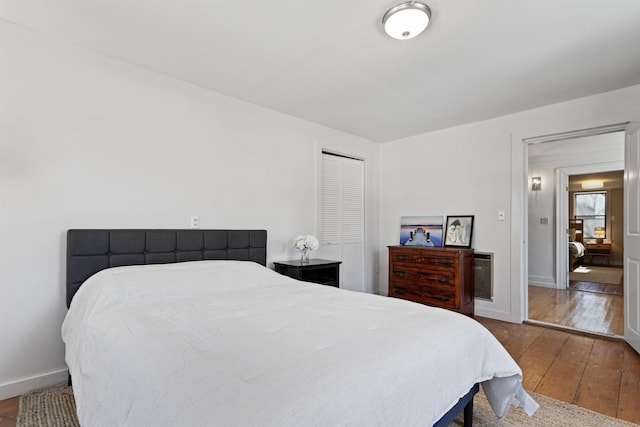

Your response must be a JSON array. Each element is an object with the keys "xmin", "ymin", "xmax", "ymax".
[
  {"xmin": 569, "ymin": 266, "xmax": 623, "ymax": 286},
  {"xmin": 17, "ymin": 383, "xmax": 638, "ymax": 426},
  {"xmin": 450, "ymin": 389, "xmax": 639, "ymax": 426},
  {"xmin": 16, "ymin": 383, "xmax": 78, "ymax": 427}
]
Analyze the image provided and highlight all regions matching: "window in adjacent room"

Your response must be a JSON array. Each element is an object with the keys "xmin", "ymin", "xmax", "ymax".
[{"xmin": 574, "ymin": 191, "xmax": 606, "ymax": 238}]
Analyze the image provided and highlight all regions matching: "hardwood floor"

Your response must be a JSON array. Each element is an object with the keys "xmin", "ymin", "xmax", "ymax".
[
  {"xmin": 1, "ymin": 318, "xmax": 639, "ymax": 425},
  {"xmin": 0, "ymin": 397, "xmax": 18, "ymax": 427},
  {"xmin": 477, "ymin": 316, "xmax": 640, "ymax": 424},
  {"xmin": 528, "ymin": 284, "xmax": 624, "ymax": 336}
]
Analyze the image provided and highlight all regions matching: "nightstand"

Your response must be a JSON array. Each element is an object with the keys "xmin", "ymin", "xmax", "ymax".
[
  {"xmin": 585, "ymin": 242, "xmax": 611, "ymax": 265},
  {"xmin": 273, "ymin": 259, "xmax": 342, "ymax": 287}
]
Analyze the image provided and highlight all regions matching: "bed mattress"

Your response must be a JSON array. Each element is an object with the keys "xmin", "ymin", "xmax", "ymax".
[{"xmin": 62, "ymin": 260, "xmax": 537, "ymax": 426}]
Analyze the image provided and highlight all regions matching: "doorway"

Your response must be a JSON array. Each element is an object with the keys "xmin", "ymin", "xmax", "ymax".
[{"xmin": 527, "ymin": 131, "xmax": 625, "ymax": 336}]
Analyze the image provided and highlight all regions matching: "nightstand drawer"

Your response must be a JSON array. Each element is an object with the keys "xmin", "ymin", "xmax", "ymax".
[
  {"xmin": 273, "ymin": 259, "xmax": 342, "ymax": 287},
  {"xmin": 587, "ymin": 244, "xmax": 610, "ymax": 251}
]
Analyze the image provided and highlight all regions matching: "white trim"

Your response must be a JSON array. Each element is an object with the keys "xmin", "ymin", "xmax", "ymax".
[
  {"xmin": 512, "ymin": 112, "xmax": 640, "ymax": 324},
  {"xmin": 528, "ymin": 275, "xmax": 557, "ymax": 288},
  {"xmin": 556, "ymin": 161, "xmax": 624, "ymax": 291},
  {"xmin": 524, "ymin": 123, "xmax": 628, "ymax": 144},
  {"xmin": 475, "ymin": 307, "xmax": 517, "ymax": 323},
  {"xmin": 0, "ymin": 369, "xmax": 68, "ymax": 401}
]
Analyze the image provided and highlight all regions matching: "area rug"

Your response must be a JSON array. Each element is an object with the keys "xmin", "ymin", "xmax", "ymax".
[
  {"xmin": 16, "ymin": 383, "xmax": 78, "ymax": 427},
  {"xmin": 450, "ymin": 389, "xmax": 639, "ymax": 426},
  {"xmin": 569, "ymin": 266, "xmax": 623, "ymax": 286},
  {"xmin": 17, "ymin": 383, "xmax": 638, "ymax": 427}
]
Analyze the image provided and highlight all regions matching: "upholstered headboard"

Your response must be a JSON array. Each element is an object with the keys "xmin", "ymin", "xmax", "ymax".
[{"xmin": 66, "ymin": 229, "xmax": 267, "ymax": 307}]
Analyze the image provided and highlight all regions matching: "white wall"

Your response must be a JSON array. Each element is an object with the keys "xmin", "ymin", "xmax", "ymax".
[
  {"xmin": 380, "ymin": 84, "xmax": 640, "ymax": 322},
  {"xmin": 0, "ymin": 20, "xmax": 379, "ymax": 399},
  {"xmin": 528, "ymin": 133, "xmax": 624, "ymax": 288}
]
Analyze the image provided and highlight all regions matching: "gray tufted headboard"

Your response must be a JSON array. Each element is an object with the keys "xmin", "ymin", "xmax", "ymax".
[{"xmin": 66, "ymin": 229, "xmax": 267, "ymax": 307}]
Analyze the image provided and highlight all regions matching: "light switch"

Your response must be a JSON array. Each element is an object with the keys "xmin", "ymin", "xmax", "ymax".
[
  {"xmin": 498, "ymin": 210, "xmax": 505, "ymax": 221},
  {"xmin": 540, "ymin": 217, "xmax": 549, "ymax": 225}
]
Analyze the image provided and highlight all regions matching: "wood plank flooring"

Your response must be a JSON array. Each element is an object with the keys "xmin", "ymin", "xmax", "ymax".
[
  {"xmin": 477, "ymin": 316, "xmax": 640, "ymax": 424},
  {"xmin": 1, "ymin": 318, "xmax": 639, "ymax": 425},
  {"xmin": 528, "ymin": 285, "xmax": 624, "ymax": 336},
  {"xmin": 0, "ymin": 397, "xmax": 18, "ymax": 427}
]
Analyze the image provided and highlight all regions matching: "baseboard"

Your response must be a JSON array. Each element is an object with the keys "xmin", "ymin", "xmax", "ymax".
[
  {"xmin": 474, "ymin": 307, "xmax": 518, "ymax": 323},
  {"xmin": 528, "ymin": 275, "xmax": 557, "ymax": 288},
  {"xmin": 0, "ymin": 369, "xmax": 68, "ymax": 401}
]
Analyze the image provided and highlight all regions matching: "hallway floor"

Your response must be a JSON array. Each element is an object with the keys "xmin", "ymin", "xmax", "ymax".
[{"xmin": 528, "ymin": 284, "xmax": 623, "ymax": 336}]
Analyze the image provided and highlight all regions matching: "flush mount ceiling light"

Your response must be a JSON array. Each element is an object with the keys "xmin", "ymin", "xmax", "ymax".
[
  {"xmin": 382, "ymin": 1, "xmax": 431, "ymax": 40},
  {"xmin": 582, "ymin": 180, "xmax": 604, "ymax": 190}
]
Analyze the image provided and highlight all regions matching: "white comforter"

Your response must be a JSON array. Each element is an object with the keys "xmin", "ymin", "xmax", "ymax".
[
  {"xmin": 62, "ymin": 261, "xmax": 537, "ymax": 426},
  {"xmin": 569, "ymin": 241, "xmax": 585, "ymax": 257}
]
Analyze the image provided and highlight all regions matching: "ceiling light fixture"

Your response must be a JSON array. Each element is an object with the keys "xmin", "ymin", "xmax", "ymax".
[
  {"xmin": 582, "ymin": 180, "xmax": 604, "ymax": 190},
  {"xmin": 382, "ymin": 1, "xmax": 431, "ymax": 40}
]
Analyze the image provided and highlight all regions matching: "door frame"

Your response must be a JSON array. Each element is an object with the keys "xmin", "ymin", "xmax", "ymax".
[
  {"xmin": 511, "ymin": 121, "xmax": 631, "ymax": 324},
  {"xmin": 556, "ymin": 161, "xmax": 624, "ymax": 289}
]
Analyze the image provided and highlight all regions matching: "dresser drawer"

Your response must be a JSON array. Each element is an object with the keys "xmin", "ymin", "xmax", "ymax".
[
  {"xmin": 390, "ymin": 249, "xmax": 458, "ymax": 270},
  {"xmin": 390, "ymin": 283, "xmax": 457, "ymax": 309},
  {"xmin": 390, "ymin": 266, "xmax": 456, "ymax": 288}
]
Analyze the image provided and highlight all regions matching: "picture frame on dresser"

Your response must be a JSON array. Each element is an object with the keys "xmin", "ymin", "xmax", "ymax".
[
  {"xmin": 399, "ymin": 215, "xmax": 443, "ymax": 247},
  {"xmin": 444, "ymin": 215, "xmax": 474, "ymax": 248}
]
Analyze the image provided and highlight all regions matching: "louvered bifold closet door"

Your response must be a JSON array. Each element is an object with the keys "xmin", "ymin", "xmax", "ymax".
[{"xmin": 320, "ymin": 152, "xmax": 365, "ymax": 292}]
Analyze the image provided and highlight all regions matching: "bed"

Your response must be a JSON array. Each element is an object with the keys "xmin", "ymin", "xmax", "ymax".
[
  {"xmin": 569, "ymin": 219, "xmax": 585, "ymax": 271},
  {"xmin": 62, "ymin": 229, "xmax": 538, "ymax": 426}
]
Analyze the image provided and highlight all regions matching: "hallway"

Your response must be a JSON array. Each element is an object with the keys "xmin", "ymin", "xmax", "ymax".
[{"xmin": 528, "ymin": 285, "xmax": 623, "ymax": 336}]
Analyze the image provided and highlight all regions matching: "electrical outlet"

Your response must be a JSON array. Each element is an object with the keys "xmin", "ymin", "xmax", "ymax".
[{"xmin": 190, "ymin": 216, "xmax": 200, "ymax": 229}]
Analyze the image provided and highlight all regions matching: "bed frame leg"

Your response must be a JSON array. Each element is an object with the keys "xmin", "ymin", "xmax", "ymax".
[{"xmin": 463, "ymin": 398, "xmax": 473, "ymax": 427}]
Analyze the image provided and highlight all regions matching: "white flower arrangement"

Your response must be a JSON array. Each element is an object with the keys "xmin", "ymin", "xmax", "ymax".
[{"xmin": 293, "ymin": 235, "xmax": 319, "ymax": 252}]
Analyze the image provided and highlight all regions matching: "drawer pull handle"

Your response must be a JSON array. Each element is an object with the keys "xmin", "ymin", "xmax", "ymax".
[
  {"xmin": 396, "ymin": 255, "xmax": 408, "ymax": 261},
  {"xmin": 438, "ymin": 277, "xmax": 450, "ymax": 284},
  {"xmin": 436, "ymin": 259, "xmax": 453, "ymax": 267},
  {"xmin": 395, "ymin": 287, "xmax": 406, "ymax": 295},
  {"xmin": 393, "ymin": 270, "xmax": 406, "ymax": 277},
  {"xmin": 438, "ymin": 296, "xmax": 450, "ymax": 301}
]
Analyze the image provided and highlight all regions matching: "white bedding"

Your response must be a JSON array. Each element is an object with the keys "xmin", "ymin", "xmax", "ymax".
[
  {"xmin": 569, "ymin": 241, "xmax": 585, "ymax": 257},
  {"xmin": 62, "ymin": 261, "xmax": 538, "ymax": 426}
]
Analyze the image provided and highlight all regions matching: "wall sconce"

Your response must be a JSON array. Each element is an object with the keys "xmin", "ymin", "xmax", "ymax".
[
  {"xmin": 594, "ymin": 227, "xmax": 606, "ymax": 243},
  {"xmin": 532, "ymin": 176, "xmax": 542, "ymax": 191}
]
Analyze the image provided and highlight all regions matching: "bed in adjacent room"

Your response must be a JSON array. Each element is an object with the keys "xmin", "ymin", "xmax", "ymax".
[
  {"xmin": 569, "ymin": 219, "xmax": 585, "ymax": 271},
  {"xmin": 62, "ymin": 229, "xmax": 537, "ymax": 426}
]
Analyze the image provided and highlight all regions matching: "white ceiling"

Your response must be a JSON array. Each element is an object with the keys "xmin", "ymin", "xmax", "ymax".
[{"xmin": 3, "ymin": 0, "xmax": 640, "ymax": 143}]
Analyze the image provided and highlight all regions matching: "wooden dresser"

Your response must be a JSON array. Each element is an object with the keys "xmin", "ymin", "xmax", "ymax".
[{"xmin": 388, "ymin": 245, "xmax": 474, "ymax": 316}]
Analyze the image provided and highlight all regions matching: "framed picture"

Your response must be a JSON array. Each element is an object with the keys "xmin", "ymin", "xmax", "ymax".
[
  {"xmin": 444, "ymin": 215, "xmax": 474, "ymax": 248},
  {"xmin": 400, "ymin": 216, "xmax": 443, "ymax": 247}
]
